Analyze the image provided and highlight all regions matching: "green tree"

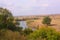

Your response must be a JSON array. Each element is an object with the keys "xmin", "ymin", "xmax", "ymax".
[
  {"xmin": 24, "ymin": 28, "xmax": 33, "ymax": 36},
  {"xmin": 42, "ymin": 16, "xmax": 51, "ymax": 25},
  {"xmin": 0, "ymin": 8, "xmax": 23, "ymax": 32},
  {"xmin": 0, "ymin": 8, "xmax": 13, "ymax": 29}
]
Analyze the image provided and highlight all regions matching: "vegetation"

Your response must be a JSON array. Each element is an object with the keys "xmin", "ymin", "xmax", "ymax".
[
  {"xmin": 23, "ymin": 28, "xmax": 33, "ymax": 36},
  {"xmin": 0, "ymin": 29, "xmax": 24, "ymax": 40},
  {"xmin": 0, "ymin": 8, "xmax": 24, "ymax": 40},
  {"xmin": 0, "ymin": 7, "xmax": 60, "ymax": 40},
  {"xmin": 27, "ymin": 27, "xmax": 60, "ymax": 40},
  {"xmin": 42, "ymin": 16, "xmax": 51, "ymax": 25},
  {"xmin": 0, "ymin": 8, "xmax": 23, "ymax": 31}
]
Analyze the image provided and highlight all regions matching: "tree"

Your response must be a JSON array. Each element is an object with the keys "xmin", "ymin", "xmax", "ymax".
[
  {"xmin": 24, "ymin": 28, "xmax": 33, "ymax": 36},
  {"xmin": 42, "ymin": 16, "xmax": 51, "ymax": 25},
  {"xmin": 0, "ymin": 8, "xmax": 13, "ymax": 29},
  {"xmin": 0, "ymin": 8, "xmax": 23, "ymax": 32}
]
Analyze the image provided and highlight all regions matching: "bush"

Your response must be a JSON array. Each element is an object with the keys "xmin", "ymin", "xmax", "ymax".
[
  {"xmin": 27, "ymin": 27, "xmax": 60, "ymax": 40},
  {"xmin": 23, "ymin": 28, "xmax": 33, "ymax": 36},
  {"xmin": 42, "ymin": 16, "xmax": 51, "ymax": 25}
]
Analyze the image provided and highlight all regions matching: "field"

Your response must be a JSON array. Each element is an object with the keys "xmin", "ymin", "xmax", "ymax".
[{"xmin": 26, "ymin": 14, "xmax": 60, "ymax": 31}]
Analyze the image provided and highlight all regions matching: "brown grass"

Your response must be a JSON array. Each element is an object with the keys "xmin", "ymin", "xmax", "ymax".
[
  {"xmin": 0, "ymin": 29, "xmax": 25, "ymax": 40},
  {"xmin": 26, "ymin": 14, "xmax": 60, "ymax": 31}
]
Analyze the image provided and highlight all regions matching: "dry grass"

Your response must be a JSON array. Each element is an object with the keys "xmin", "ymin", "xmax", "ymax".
[
  {"xmin": 26, "ymin": 15, "xmax": 60, "ymax": 31},
  {"xmin": 0, "ymin": 29, "xmax": 25, "ymax": 40}
]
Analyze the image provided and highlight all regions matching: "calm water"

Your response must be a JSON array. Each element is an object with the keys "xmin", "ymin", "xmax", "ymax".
[
  {"xmin": 19, "ymin": 21, "xmax": 27, "ymax": 29},
  {"xmin": 19, "ymin": 21, "xmax": 36, "ymax": 30}
]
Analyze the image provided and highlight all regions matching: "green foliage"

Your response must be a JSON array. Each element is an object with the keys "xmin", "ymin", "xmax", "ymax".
[
  {"xmin": 0, "ymin": 8, "xmax": 25, "ymax": 40},
  {"xmin": 15, "ymin": 27, "xmax": 23, "ymax": 32},
  {"xmin": 27, "ymin": 27, "xmax": 60, "ymax": 40},
  {"xmin": 42, "ymin": 16, "xmax": 51, "ymax": 25},
  {"xmin": 23, "ymin": 28, "xmax": 33, "ymax": 36},
  {"xmin": 0, "ymin": 8, "xmax": 23, "ymax": 32},
  {"xmin": 0, "ymin": 8, "xmax": 13, "ymax": 29}
]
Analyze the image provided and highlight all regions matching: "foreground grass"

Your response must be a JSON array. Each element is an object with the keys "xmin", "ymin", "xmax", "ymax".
[
  {"xmin": 0, "ymin": 27, "xmax": 60, "ymax": 40},
  {"xmin": 0, "ymin": 29, "xmax": 25, "ymax": 40}
]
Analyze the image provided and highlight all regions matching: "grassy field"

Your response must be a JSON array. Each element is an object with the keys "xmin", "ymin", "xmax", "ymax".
[{"xmin": 26, "ymin": 14, "xmax": 60, "ymax": 31}]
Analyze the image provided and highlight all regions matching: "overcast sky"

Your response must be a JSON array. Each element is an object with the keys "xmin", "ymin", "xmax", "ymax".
[{"xmin": 0, "ymin": 0, "xmax": 60, "ymax": 16}]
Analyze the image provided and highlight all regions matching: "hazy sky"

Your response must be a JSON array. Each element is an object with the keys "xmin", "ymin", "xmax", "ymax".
[{"xmin": 0, "ymin": 0, "xmax": 60, "ymax": 16}]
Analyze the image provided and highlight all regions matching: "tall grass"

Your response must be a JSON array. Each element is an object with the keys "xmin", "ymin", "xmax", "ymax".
[{"xmin": 0, "ymin": 29, "xmax": 25, "ymax": 40}]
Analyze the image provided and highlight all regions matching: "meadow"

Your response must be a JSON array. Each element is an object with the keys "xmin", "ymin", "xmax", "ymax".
[{"xmin": 26, "ymin": 14, "xmax": 60, "ymax": 31}]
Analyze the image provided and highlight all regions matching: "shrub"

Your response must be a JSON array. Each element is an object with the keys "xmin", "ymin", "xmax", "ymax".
[
  {"xmin": 23, "ymin": 28, "xmax": 33, "ymax": 36},
  {"xmin": 27, "ymin": 27, "xmax": 60, "ymax": 40},
  {"xmin": 42, "ymin": 16, "xmax": 51, "ymax": 25}
]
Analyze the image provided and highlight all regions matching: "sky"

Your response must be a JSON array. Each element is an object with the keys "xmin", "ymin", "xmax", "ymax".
[{"xmin": 0, "ymin": 0, "xmax": 60, "ymax": 16}]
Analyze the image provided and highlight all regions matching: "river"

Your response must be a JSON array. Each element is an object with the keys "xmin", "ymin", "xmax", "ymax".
[
  {"xmin": 19, "ymin": 21, "xmax": 28, "ymax": 29},
  {"xmin": 19, "ymin": 21, "xmax": 36, "ymax": 30}
]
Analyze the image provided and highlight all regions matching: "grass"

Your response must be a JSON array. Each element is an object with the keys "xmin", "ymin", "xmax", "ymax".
[
  {"xmin": 0, "ymin": 29, "xmax": 25, "ymax": 40},
  {"xmin": 26, "ymin": 15, "xmax": 60, "ymax": 31}
]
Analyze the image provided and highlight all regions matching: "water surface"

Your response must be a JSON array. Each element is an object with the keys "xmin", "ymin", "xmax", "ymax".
[{"xmin": 20, "ymin": 21, "xmax": 27, "ymax": 29}]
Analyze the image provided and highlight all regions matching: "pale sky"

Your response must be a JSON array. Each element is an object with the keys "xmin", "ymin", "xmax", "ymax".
[{"xmin": 0, "ymin": 0, "xmax": 60, "ymax": 16}]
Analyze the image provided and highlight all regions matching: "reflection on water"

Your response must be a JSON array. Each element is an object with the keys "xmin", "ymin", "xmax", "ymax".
[{"xmin": 20, "ymin": 21, "xmax": 27, "ymax": 29}]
